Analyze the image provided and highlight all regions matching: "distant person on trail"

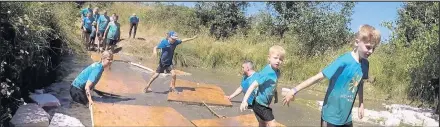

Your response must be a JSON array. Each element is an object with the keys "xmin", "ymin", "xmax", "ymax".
[
  {"xmin": 143, "ymin": 31, "xmax": 198, "ymax": 94},
  {"xmin": 282, "ymin": 24, "xmax": 381, "ymax": 127},
  {"xmin": 128, "ymin": 13, "xmax": 139, "ymax": 39},
  {"xmin": 240, "ymin": 45, "xmax": 285, "ymax": 127},
  {"xmin": 70, "ymin": 51, "xmax": 113, "ymax": 108},
  {"xmin": 81, "ymin": 12, "xmax": 94, "ymax": 47},
  {"xmin": 225, "ymin": 60, "xmax": 260, "ymax": 109},
  {"xmin": 96, "ymin": 10, "xmax": 110, "ymax": 52},
  {"xmin": 103, "ymin": 15, "xmax": 121, "ymax": 52}
]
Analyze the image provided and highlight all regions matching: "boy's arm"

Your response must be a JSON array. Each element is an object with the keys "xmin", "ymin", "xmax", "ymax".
[
  {"xmin": 117, "ymin": 24, "xmax": 121, "ymax": 40},
  {"xmin": 240, "ymin": 81, "xmax": 259, "ymax": 111},
  {"xmin": 85, "ymin": 80, "xmax": 94, "ymax": 106},
  {"xmin": 227, "ymin": 86, "xmax": 243, "ymax": 100},
  {"xmin": 103, "ymin": 24, "xmax": 110, "ymax": 38},
  {"xmin": 358, "ymin": 80, "xmax": 364, "ymax": 119},
  {"xmin": 181, "ymin": 35, "xmax": 198, "ymax": 42},
  {"xmin": 282, "ymin": 72, "xmax": 325, "ymax": 106}
]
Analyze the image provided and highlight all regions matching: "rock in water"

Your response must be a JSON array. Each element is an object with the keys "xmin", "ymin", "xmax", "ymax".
[
  {"xmin": 49, "ymin": 113, "xmax": 84, "ymax": 127},
  {"xmin": 9, "ymin": 103, "xmax": 50, "ymax": 127},
  {"xmin": 29, "ymin": 93, "xmax": 61, "ymax": 108}
]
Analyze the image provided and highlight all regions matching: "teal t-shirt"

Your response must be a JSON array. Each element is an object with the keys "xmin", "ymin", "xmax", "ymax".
[
  {"xmin": 72, "ymin": 62, "xmax": 104, "ymax": 90},
  {"xmin": 106, "ymin": 22, "xmax": 120, "ymax": 39},
  {"xmin": 241, "ymin": 72, "xmax": 260, "ymax": 106},
  {"xmin": 321, "ymin": 52, "xmax": 369, "ymax": 125},
  {"xmin": 255, "ymin": 64, "xmax": 280, "ymax": 107},
  {"xmin": 80, "ymin": 8, "xmax": 92, "ymax": 17},
  {"xmin": 98, "ymin": 15, "xmax": 110, "ymax": 31}
]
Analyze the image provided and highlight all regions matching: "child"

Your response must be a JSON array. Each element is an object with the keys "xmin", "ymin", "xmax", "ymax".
[
  {"xmin": 88, "ymin": 21, "xmax": 97, "ymax": 51},
  {"xmin": 240, "ymin": 45, "xmax": 286, "ymax": 127},
  {"xmin": 96, "ymin": 10, "xmax": 110, "ymax": 51},
  {"xmin": 70, "ymin": 51, "xmax": 113, "ymax": 108},
  {"xmin": 103, "ymin": 15, "xmax": 121, "ymax": 52},
  {"xmin": 143, "ymin": 31, "xmax": 197, "ymax": 93},
  {"xmin": 128, "ymin": 13, "xmax": 140, "ymax": 39},
  {"xmin": 282, "ymin": 24, "xmax": 381, "ymax": 127},
  {"xmin": 225, "ymin": 60, "xmax": 260, "ymax": 108},
  {"xmin": 81, "ymin": 12, "xmax": 93, "ymax": 46}
]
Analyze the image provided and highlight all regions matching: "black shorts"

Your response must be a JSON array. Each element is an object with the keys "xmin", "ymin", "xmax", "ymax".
[
  {"xmin": 106, "ymin": 39, "xmax": 117, "ymax": 45},
  {"xmin": 85, "ymin": 29, "xmax": 92, "ymax": 34},
  {"xmin": 156, "ymin": 64, "xmax": 173, "ymax": 73},
  {"xmin": 252, "ymin": 99, "xmax": 274, "ymax": 121},
  {"xmin": 322, "ymin": 118, "xmax": 353, "ymax": 127},
  {"xmin": 97, "ymin": 30, "xmax": 105, "ymax": 37},
  {"xmin": 70, "ymin": 85, "xmax": 88, "ymax": 105}
]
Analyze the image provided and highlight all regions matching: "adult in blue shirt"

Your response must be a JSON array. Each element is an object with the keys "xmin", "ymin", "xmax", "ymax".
[
  {"xmin": 128, "ymin": 13, "xmax": 140, "ymax": 39},
  {"xmin": 70, "ymin": 51, "xmax": 113, "ymax": 107},
  {"xmin": 225, "ymin": 60, "xmax": 260, "ymax": 108},
  {"xmin": 143, "ymin": 31, "xmax": 197, "ymax": 93}
]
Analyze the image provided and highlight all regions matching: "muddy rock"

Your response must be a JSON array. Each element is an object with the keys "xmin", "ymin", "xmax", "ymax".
[
  {"xmin": 29, "ymin": 93, "xmax": 61, "ymax": 108},
  {"xmin": 9, "ymin": 103, "xmax": 50, "ymax": 127},
  {"xmin": 49, "ymin": 113, "xmax": 84, "ymax": 127}
]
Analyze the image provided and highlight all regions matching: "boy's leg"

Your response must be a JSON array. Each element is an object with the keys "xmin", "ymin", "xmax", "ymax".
[
  {"xmin": 133, "ymin": 24, "xmax": 137, "ymax": 38},
  {"xmin": 265, "ymin": 120, "xmax": 277, "ymax": 127},
  {"xmin": 167, "ymin": 66, "xmax": 178, "ymax": 93},
  {"xmin": 129, "ymin": 23, "xmax": 133, "ymax": 38},
  {"xmin": 70, "ymin": 86, "xmax": 88, "ymax": 105},
  {"xmin": 143, "ymin": 65, "xmax": 165, "ymax": 93}
]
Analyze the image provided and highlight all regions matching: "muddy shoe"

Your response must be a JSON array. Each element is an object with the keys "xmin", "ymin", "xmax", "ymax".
[{"xmin": 143, "ymin": 88, "xmax": 153, "ymax": 93}]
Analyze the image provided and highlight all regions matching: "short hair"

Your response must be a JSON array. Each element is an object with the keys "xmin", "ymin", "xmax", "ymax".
[
  {"xmin": 354, "ymin": 24, "xmax": 381, "ymax": 47},
  {"xmin": 243, "ymin": 60, "xmax": 254, "ymax": 70},
  {"xmin": 101, "ymin": 50, "xmax": 113, "ymax": 60},
  {"xmin": 269, "ymin": 45, "xmax": 286, "ymax": 57}
]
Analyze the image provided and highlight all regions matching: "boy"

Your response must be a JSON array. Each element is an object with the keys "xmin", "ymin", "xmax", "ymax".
[
  {"xmin": 240, "ymin": 45, "xmax": 286, "ymax": 127},
  {"xmin": 128, "ymin": 13, "xmax": 140, "ymax": 39},
  {"xmin": 81, "ymin": 12, "xmax": 93, "ymax": 46},
  {"xmin": 88, "ymin": 21, "xmax": 97, "ymax": 51},
  {"xmin": 70, "ymin": 51, "xmax": 113, "ymax": 108},
  {"xmin": 282, "ymin": 24, "xmax": 381, "ymax": 127},
  {"xmin": 225, "ymin": 60, "xmax": 259, "ymax": 108},
  {"xmin": 103, "ymin": 15, "xmax": 121, "ymax": 51},
  {"xmin": 80, "ymin": 4, "xmax": 92, "ymax": 19},
  {"xmin": 96, "ymin": 10, "xmax": 110, "ymax": 52},
  {"xmin": 143, "ymin": 31, "xmax": 197, "ymax": 93}
]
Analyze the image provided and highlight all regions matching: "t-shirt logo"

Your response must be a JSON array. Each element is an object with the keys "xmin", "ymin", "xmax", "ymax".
[{"xmin": 348, "ymin": 74, "xmax": 362, "ymax": 93}]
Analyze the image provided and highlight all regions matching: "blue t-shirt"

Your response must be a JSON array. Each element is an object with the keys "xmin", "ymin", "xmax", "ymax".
[
  {"xmin": 98, "ymin": 15, "xmax": 110, "ymax": 31},
  {"xmin": 80, "ymin": 8, "xmax": 92, "ymax": 17},
  {"xmin": 255, "ymin": 64, "xmax": 280, "ymax": 107},
  {"xmin": 241, "ymin": 72, "xmax": 260, "ymax": 106},
  {"xmin": 83, "ymin": 17, "xmax": 93, "ymax": 31},
  {"xmin": 106, "ymin": 22, "xmax": 120, "ymax": 40},
  {"xmin": 321, "ymin": 52, "xmax": 369, "ymax": 125},
  {"xmin": 129, "ymin": 16, "xmax": 139, "ymax": 24},
  {"xmin": 72, "ymin": 62, "xmax": 104, "ymax": 90},
  {"xmin": 157, "ymin": 39, "xmax": 182, "ymax": 66}
]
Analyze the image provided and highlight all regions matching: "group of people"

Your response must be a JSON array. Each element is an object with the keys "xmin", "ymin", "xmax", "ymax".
[
  {"xmin": 80, "ymin": 4, "xmax": 140, "ymax": 53},
  {"xmin": 71, "ymin": 4, "xmax": 382, "ymax": 127}
]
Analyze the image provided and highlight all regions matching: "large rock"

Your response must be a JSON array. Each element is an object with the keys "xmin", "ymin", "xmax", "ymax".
[
  {"xmin": 9, "ymin": 103, "xmax": 50, "ymax": 127},
  {"xmin": 49, "ymin": 113, "xmax": 84, "ymax": 127},
  {"xmin": 29, "ymin": 93, "xmax": 61, "ymax": 108}
]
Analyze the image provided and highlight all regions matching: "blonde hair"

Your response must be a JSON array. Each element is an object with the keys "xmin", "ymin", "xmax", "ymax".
[
  {"xmin": 101, "ymin": 50, "xmax": 113, "ymax": 60},
  {"xmin": 355, "ymin": 24, "xmax": 381, "ymax": 47},
  {"xmin": 269, "ymin": 45, "xmax": 286, "ymax": 57}
]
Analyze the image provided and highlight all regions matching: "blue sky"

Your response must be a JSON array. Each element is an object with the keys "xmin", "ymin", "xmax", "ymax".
[{"xmin": 170, "ymin": 2, "xmax": 403, "ymax": 42}]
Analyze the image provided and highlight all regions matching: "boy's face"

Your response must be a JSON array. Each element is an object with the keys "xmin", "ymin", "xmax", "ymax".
[
  {"xmin": 355, "ymin": 39, "xmax": 375, "ymax": 59},
  {"xmin": 241, "ymin": 63, "xmax": 249, "ymax": 75},
  {"xmin": 268, "ymin": 53, "xmax": 284, "ymax": 69},
  {"xmin": 102, "ymin": 56, "xmax": 113, "ymax": 68}
]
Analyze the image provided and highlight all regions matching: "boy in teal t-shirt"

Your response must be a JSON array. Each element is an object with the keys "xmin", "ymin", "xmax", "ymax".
[{"xmin": 283, "ymin": 24, "xmax": 381, "ymax": 127}]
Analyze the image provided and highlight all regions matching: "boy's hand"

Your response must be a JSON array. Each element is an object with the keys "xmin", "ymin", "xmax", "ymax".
[
  {"xmin": 282, "ymin": 90, "xmax": 296, "ymax": 107},
  {"xmin": 358, "ymin": 104, "xmax": 364, "ymax": 119},
  {"xmin": 239, "ymin": 102, "xmax": 248, "ymax": 112}
]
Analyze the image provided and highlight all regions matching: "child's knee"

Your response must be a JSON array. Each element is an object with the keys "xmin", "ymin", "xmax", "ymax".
[{"xmin": 266, "ymin": 120, "xmax": 276, "ymax": 127}]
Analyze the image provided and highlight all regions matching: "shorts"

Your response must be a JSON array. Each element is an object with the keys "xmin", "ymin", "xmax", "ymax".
[
  {"xmin": 156, "ymin": 64, "xmax": 173, "ymax": 73},
  {"xmin": 97, "ymin": 30, "xmax": 105, "ymax": 37},
  {"xmin": 252, "ymin": 99, "xmax": 274, "ymax": 121},
  {"xmin": 106, "ymin": 38, "xmax": 117, "ymax": 45},
  {"xmin": 70, "ymin": 85, "xmax": 88, "ymax": 105},
  {"xmin": 85, "ymin": 29, "xmax": 92, "ymax": 34},
  {"xmin": 321, "ymin": 118, "xmax": 353, "ymax": 127}
]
